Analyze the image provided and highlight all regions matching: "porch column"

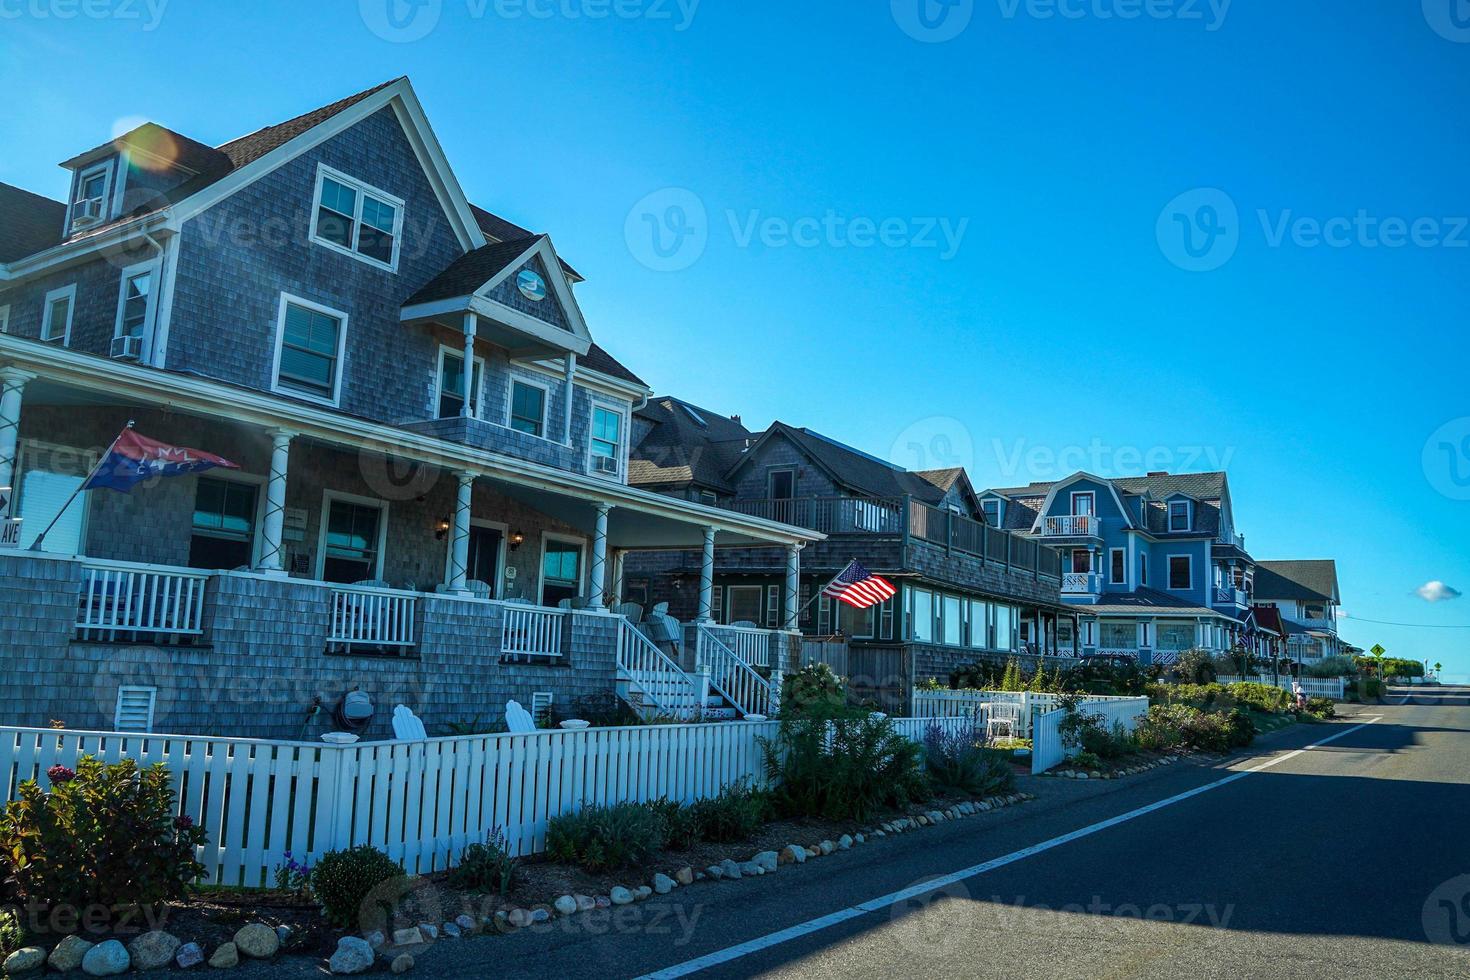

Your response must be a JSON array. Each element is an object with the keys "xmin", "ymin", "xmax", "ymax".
[
  {"xmin": 588, "ymin": 502, "xmax": 611, "ymax": 610},
  {"xmin": 562, "ymin": 352, "xmax": 577, "ymax": 445},
  {"xmin": 783, "ymin": 543, "xmax": 802, "ymax": 631},
  {"xmin": 0, "ymin": 368, "xmax": 34, "ymax": 517},
  {"xmin": 611, "ymin": 548, "xmax": 626, "ymax": 607},
  {"xmin": 447, "ymin": 471, "xmax": 475, "ymax": 593},
  {"xmin": 697, "ymin": 525, "xmax": 716, "ymax": 622},
  {"xmin": 460, "ymin": 313, "xmax": 477, "ymax": 419},
  {"xmin": 257, "ymin": 428, "xmax": 295, "ymax": 574}
]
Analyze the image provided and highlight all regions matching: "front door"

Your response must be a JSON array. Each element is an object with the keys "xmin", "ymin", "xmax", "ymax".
[
  {"xmin": 1072, "ymin": 492, "xmax": 1095, "ymax": 517},
  {"xmin": 768, "ymin": 469, "xmax": 796, "ymax": 523},
  {"xmin": 466, "ymin": 525, "xmax": 502, "ymax": 593},
  {"xmin": 1072, "ymin": 549, "xmax": 1091, "ymax": 574}
]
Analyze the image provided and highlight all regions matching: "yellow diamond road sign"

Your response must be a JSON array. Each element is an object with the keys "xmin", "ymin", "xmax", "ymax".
[{"xmin": 1370, "ymin": 644, "xmax": 1387, "ymax": 657}]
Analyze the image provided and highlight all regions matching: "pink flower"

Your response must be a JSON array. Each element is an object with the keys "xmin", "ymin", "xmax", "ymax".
[
  {"xmin": 175, "ymin": 815, "xmax": 194, "ymax": 830},
  {"xmin": 47, "ymin": 766, "xmax": 76, "ymax": 784}
]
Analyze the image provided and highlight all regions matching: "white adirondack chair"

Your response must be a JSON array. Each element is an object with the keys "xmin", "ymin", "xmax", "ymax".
[
  {"xmin": 504, "ymin": 700, "xmax": 537, "ymax": 734},
  {"xmin": 392, "ymin": 704, "xmax": 428, "ymax": 741}
]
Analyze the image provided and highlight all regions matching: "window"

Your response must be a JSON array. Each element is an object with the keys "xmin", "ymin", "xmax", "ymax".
[
  {"xmin": 71, "ymin": 164, "xmax": 110, "ymax": 227},
  {"xmin": 836, "ymin": 598, "xmax": 875, "ymax": 639},
  {"xmin": 1168, "ymin": 500, "xmax": 1191, "ymax": 531},
  {"xmin": 727, "ymin": 585, "xmax": 763, "ymax": 624},
  {"xmin": 114, "ymin": 686, "xmax": 156, "ymax": 733},
  {"xmin": 1071, "ymin": 549, "xmax": 1091, "ymax": 574},
  {"xmin": 509, "ymin": 379, "xmax": 547, "ymax": 437},
  {"xmin": 41, "ymin": 284, "xmax": 76, "ymax": 344},
  {"xmin": 115, "ymin": 261, "xmax": 157, "ymax": 343},
  {"xmin": 968, "ymin": 599, "xmax": 990, "ymax": 648},
  {"xmin": 319, "ymin": 495, "xmax": 386, "ymax": 584},
  {"xmin": 0, "ymin": 305, "xmax": 10, "ymax": 333},
  {"xmin": 190, "ymin": 476, "xmax": 259, "ymax": 570},
  {"xmin": 994, "ymin": 605, "xmax": 1014, "ymax": 651},
  {"xmin": 1100, "ymin": 622, "xmax": 1136, "ymax": 650},
  {"xmin": 541, "ymin": 537, "xmax": 584, "ymax": 606},
  {"xmin": 765, "ymin": 585, "xmax": 780, "ymax": 629},
  {"xmin": 273, "ymin": 296, "xmax": 347, "ymax": 404},
  {"xmin": 1168, "ymin": 555, "xmax": 1192, "ymax": 591},
  {"xmin": 1138, "ymin": 552, "xmax": 1148, "ymax": 586},
  {"xmin": 879, "ymin": 595, "xmax": 894, "ymax": 640},
  {"xmin": 698, "ymin": 490, "xmax": 718, "ymax": 507},
  {"xmin": 1110, "ymin": 548, "xmax": 1126, "ymax": 585},
  {"xmin": 310, "ymin": 166, "xmax": 404, "ymax": 270},
  {"xmin": 590, "ymin": 405, "xmax": 623, "ymax": 468},
  {"xmin": 910, "ymin": 588, "xmax": 933, "ymax": 643},
  {"xmin": 14, "ymin": 442, "xmax": 94, "ymax": 555},
  {"xmin": 1157, "ymin": 623, "xmax": 1195, "ymax": 652},
  {"xmin": 981, "ymin": 499, "xmax": 1000, "ymax": 525},
  {"xmin": 1071, "ymin": 491, "xmax": 1095, "ymax": 516},
  {"xmin": 436, "ymin": 348, "xmax": 484, "ymax": 419}
]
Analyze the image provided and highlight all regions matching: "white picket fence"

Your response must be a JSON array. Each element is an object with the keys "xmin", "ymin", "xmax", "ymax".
[
  {"xmin": 1216, "ymin": 675, "xmax": 1347, "ymax": 700},
  {"xmin": 911, "ymin": 690, "xmax": 1142, "ymax": 739},
  {"xmin": 1030, "ymin": 697, "xmax": 1150, "ymax": 774},
  {"xmin": 0, "ymin": 716, "xmax": 973, "ymax": 890}
]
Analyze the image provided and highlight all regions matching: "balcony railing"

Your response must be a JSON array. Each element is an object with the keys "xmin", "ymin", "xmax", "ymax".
[
  {"xmin": 726, "ymin": 494, "xmax": 1061, "ymax": 582},
  {"xmin": 1214, "ymin": 586, "xmax": 1248, "ymax": 606},
  {"xmin": 702, "ymin": 623, "xmax": 772, "ymax": 668},
  {"xmin": 500, "ymin": 603, "xmax": 568, "ymax": 661},
  {"xmin": 1062, "ymin": 572, "xmax": 1103, "ymax": 595},
  {"xmin": 1041, "ymin": 515, "xmax": 1099, "ymax": 537},
  {"xmin": 76, "ymin": 560, "xmax": 209, "ymax": 643},
  {"xmin": 328, "ymin": 585, "xmax": 418, "ymax": 652}
]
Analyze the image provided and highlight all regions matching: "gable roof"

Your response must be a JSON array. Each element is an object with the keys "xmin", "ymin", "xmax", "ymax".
[
  {"xmin": 0, "ymin": 183, "xmax": 67, "ymax": 263},
  {"xmin": 406, "ymin": 235, "xmax": 543, "ymax": 305},
  {"xmin": 629, "ymin": 396, "xmax": 754, "ymax": 492},
  {"xmin": 984, "ymin": 470, "xmax": 1230, "ymax": 535},
  {"xmin": 470, "ymin": 204, "xmax": 581, "ymax": 281},
  {"xmin": 915, "ymin": 468, "xmax": 965, "ymax": 492},
  {"xmin": 736, "ymin": 423, "xmax": 951, "ymax": 505},
  {"xmin": 60, "ymin": 122, "xmax": 234, "ymax": 177},
  {"xmin": 1254, "ymin": 560, "xmax": 1339, "ymax": 603},
  {"xmin": 580, "ymin": 343, "xmax": 645, "ymax": 387},
  {"xmin": 1249, "ymin": 604, "xmax": 1286, "ymax": 636}
]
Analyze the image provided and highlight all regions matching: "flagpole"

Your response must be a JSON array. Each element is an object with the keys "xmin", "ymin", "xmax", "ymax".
[
  {"xmin": 28, "ymin": 421, "xmax": 133, "ymax": 552},
  {"xmin": 796, "ymin": 559, "xmax": 856, "ymax": 620}
]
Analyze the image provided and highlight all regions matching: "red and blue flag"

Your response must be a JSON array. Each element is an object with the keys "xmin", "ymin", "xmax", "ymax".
[{"xmin": 83, "ymin": 429, "xmax": 239, "ymax": 493}]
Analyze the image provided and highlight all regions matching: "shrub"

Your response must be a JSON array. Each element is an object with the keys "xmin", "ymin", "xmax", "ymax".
[
  {"xmin": 1225, "ymin": 682, "xmax": 1291, "ymax": 714},
  {"xmin": 0, "ymin": 909, "xmax": 22, "ymax": 959},
  {"xmin": 1072, "ymin": 750, "xmax": 1103, "ymax": 770},
  {"xmin": 923, "ymin": 723, "xmax": 1014, "ymax": 796},
  {"xmin": 1150, "ymin": 682, "xmax": 1227, "ymax": 709},
  {"xmin": 1136, "ymin": 704, "xmax": 1254, "ymax": 753},
  {"xmin": 449, "ymin": 830, "xmax": 518, "ymax": 895},
  {"xmin": 547, "ymin": 803, "xmax": 668, "ymax": 872},
  {"xmin": 0, "ymin": 756, "xmax": 209, "ymax": 919},
  {"xmin": 1171, "ymin": 649, "xmax": 1216, "ymax": 685},
  {"xmin": 1137, "ymin": 704, "xmax": 1197, "ymax": 752},
  {"xmin": 951, "ymin": 661, "xmax": 1003, "ymax": 691},
  {"xmin": 1303, "ymin": 656, "xmax": 1358, "ymax": 679},
  {"xmin": 1304, "ymin": 697, "xmax": 1336, "ymax": 719},
  {"xmin": 781, "ymin": 663, "xmax": 848, "ymax": 717},
  {"xmin": 690, "ymin": 781, "xmax": 769, "ymax": 843},
  {"xmin": 646, "ymin": 798, "xmax": 702, "ymax": 851},
  {"xmin": 1067, "ymin": 658, "xmax": 1148, "ymax": 696},
  {"xmin": 311, "ymin": 846, "xmax": 406, "ymax": 928},
  {"xmin": 762, "ymin": 711, "xmax": 929, "ymax": 821}
]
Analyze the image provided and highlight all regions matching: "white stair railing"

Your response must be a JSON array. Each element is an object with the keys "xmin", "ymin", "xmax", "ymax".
[
  {"xmin": 76, "ymin": 561, "xmax": 209, "ymax": 642},
  {"xmin": 696, "ymin": 624, "xmax": 774, "ymax": 718},
  {"xmin": 328, "ymin": 586, "xmax": 417, "ymax": 651},
  {"xmin": 616, "ymin": 618, "xmax": 705, "ymax": 719},
  {"xmin": 703, "ymin": 624, "xmax": 771, "ymax": 667}
]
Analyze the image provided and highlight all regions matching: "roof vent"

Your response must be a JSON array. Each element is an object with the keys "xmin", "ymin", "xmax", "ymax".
[{"xmin": 1146, "ymin": 470, "xmax": 1169, "ymax": 477}]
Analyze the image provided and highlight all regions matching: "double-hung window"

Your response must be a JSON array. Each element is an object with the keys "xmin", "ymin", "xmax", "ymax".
[
  {"xmin": 71, "ymin": 164, "xmax": 110, "ymax": 228},
  {"xmin": 274, "ymin": 296, "xmax": 347, "ymax": 404},
  {"xmin": 311, "ymin": 166, "xmax": 404, "ymax": 270},
  {"xmin": 437, "ymin": 349, "xmax": 483, "ymax": 419},
  {"xmin": 1168, "ymin": 500, "xmax": 1191, "ymax": 532},
  {"xmin": 41, "ymin": 285, "xmax": 76, "ymax": 345},
  {"xmin": 1168, "ymin": 555, "xmax": 1192, "ymax": 590},
  {"xmin": 590, "ymin": 405, "xmax": 623, "ymax": 473},
  {"xmin": 509, "ymin": 380, "xmax": 547, "ymax": 437},
  {"xmin": 320, "ymin": 495, "xmax": 386, "ymax": 584},
  {"xmin": 190, "ymin": 477, "xmax": 259, "ymax": 570},
  {"xmin": 114, "ymin": 261, "xmax": 159, "ymax": 355}
]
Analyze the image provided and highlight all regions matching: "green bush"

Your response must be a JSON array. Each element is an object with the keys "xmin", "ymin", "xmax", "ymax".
[
  {"xmin": 1304, "ymin": 697, "xmax": 1336, "ymax": 719},
  {"xmin": 689, "ymin": 781, "xmax": 769, "ymax": 843},
  {"xmin": 0, "ymin": 756, "xmax": 209, "ymax": 920},
  {"xmin": 762, "ymin": 711, "xmax": 929, "ymax": 821},
  {"xmin": 1067, "ymin": 658, "xmax": 1148, "ymax": 696},
  {"xmin": 923, "ymin": 723, "xmax": 1014, "ymax": 796},
  {"xmin": 1136, "ymin": 704, "xmax": 1255, "ymax": 753},
  {"xmin": 0, "ymin": 909, "xmax": 22, "ymax": 959},
  {"xmin": 646, "ymin": 798, "xmax": 701, "ymax": 851},
  {"xmin": 1225, "ymin": 682, "xmax": 1291, "ymax": 714},
  {"xmin": 781, "ymin": 663, "xmax": 848, "ymax": 717},
  {"xmin": 311, "ymin": 846, "xmax": 406, "ymax": 928},
  {"xmin": 1136, "ymin": 704, "xmax": 1196, "ymax": 752},
  {"xmin": 1171, "ymin": 649, "xmax": 1216, "ymax": 685},
  {"xmin": 1150, "ymin": 682, "xmax": 1228, "ymax": 709},
  {"xmin": 1303, "ymin": 656, "xmax": 1358, "ymax": 679},
  {"xmin": 449, "ymin": 830, "xmax": 517, "ymax": 895},
  {"xmin": 547, "ymin": 803, "xmax": 668, "ymax": 872}
]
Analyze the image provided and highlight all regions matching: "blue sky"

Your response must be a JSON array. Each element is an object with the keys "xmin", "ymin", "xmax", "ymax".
[{"xmin": 3, "ymin": 0, "xmax": 1468, "ymax": 675}]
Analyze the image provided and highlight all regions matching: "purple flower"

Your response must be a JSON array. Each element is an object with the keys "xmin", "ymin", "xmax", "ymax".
[
  {"xmin": 175, "ymin": 815, "xmax": 194, "ymax": 830},
  {"xmin": 47, "ymin": 766, "xmax": 76, "ymax": 784}
]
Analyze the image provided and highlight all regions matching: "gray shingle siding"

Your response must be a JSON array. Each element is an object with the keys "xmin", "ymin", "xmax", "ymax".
[
  {"xmin": 484, "ymin": 253, "xmax": 571, "ymax": 331},
  {"xmin": 0, "ymin": 247, "xmax": 155, "ymax": 357}
]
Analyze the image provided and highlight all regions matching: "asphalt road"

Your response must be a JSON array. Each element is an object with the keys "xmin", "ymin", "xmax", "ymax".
[{"xmin": 227, "ymin": 686, "xmax": 1470, "ymax": 979}]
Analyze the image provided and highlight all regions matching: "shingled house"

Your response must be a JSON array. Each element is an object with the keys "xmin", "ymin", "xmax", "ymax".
[
  {"xmin": 1252, "ymin": 559, "xmax": 1345, "ymax": 663},
  {"xmin": 0, "ymin": 79, "xmax": 819, "ymax": 738},
  {"xmin": 624, "ymin": 397, "xmax": 1069, "ymax": 711}
]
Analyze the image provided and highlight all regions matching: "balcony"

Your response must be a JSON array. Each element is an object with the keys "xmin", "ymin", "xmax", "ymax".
[
  {"xmin": 1062, "ymin": 572, "xmax": 1104, "ymax": 596},
  {"xmin": 726, "ymin": 495, "xmax": 1061, "ymax": 582},
  {"xmin": 1041, "ymin": 515, "xmax": 1099, "ymax": 537},
  {"xmin": 1213, "ymin": 586, "xmax": 1249, "ymax": 607}
]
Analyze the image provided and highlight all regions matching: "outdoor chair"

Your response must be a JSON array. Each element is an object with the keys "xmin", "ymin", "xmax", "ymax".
[
  {"xmin": 464, "ymin": 579, "xmax": 493, "ymax": 600},
  {"xmin": 504, "ymin": 700, "xmax": 537, "ymax": 734},
  {"xmin": 986, "ymin": 702, "xmax": 1023, "ymax": 741},
  {"xmin": 353, "ymin": 579, "xmax": 393, "ymax": 590},
  {"xmin": 730, "ymin": 620, "xmax": 759, "ymax": 628},
  {"xmin": 391, "ymin": 705, "xmax": 428, "ymax": 741},
  {"xmin": 613, "ymin": 602, "xmax": 643, "ymax": 622}
]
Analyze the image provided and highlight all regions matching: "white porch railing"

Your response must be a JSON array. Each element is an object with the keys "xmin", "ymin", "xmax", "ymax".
[
  {"xmin": 703, "ymin": 624, "xmax": 772, "ymax": 668},
  {"xmin": 1062, "ymin": 572, "xmax": 1102, "ymax": 594},
  {"xmin": 1042, "ymin": 515, "xmax": 1098, "ymax": 536},
  {"xmin": 499, "ymin": 603, "xmax": 567, "ymax": 661},
  {"xmin": 696, "ymin": 624, "xmax": 775, "ymax": 718},
  {"xmin": 76, "ymin": 560, "xmax": 209, "ymax": 641},
  {"xmin": 617, "ymin": 618, "xmax": 706, "ymax": 719},
  {"xmin": 327, "ymin": 585, "xmax": 418, "ymax": 650}
]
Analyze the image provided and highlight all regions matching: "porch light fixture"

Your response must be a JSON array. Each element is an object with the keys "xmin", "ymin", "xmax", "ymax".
[
  {"xmin": 435, "ymin": 518, "xmax": 451, "ymax": 540},
  {"xmin": 509, "ymin": 530, "xmax": 525, "ymax": 551}
]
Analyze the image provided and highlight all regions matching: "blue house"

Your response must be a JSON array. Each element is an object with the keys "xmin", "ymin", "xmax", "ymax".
[{"xmin": 980, "ymin": 471, "xmax": 1257, "ymax": 664}]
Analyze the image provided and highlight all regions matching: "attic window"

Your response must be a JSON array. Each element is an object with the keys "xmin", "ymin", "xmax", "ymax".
[
  {"xmin": 310, "ymin": 165, "xmax": 404, "ymax": 271},
  {"xmin": 1168, "ymin": 500, "xmax": 1191, "ymax": 532},
  {"xmin": 981, "ymin": 499, "xmax": 1000, "ymax": 525},
  {"xmin": 679, "ymin": 403, "xmax": 708, "ymax": 428},
  {"xmin": 71, "ymin": 164, "xmax": 110, "ymax": 229}
]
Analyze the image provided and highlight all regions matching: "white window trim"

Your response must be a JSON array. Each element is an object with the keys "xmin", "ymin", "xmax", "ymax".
[
  {"xmin": 0, "ymin": 304, "xmax": 10, "ymax": 333},
  {"xmin": 1168, "ymin": 499, "xmax": 1192, "ymax": 532},
  {"xmin": 434, "ymin": 344, "xmax": 486, "ymax": 420},
  {"xmin": 271, "ymin": 292, "xmax": 350, "ymax": 408},
  {"xmin": 113, "ymin": 258, "xmax": 161, "ymax": 347},
  {"xmin": 113, "ymin": 686, "xmax": 156, "ymax": 733},
  {"xmin": 1070, "ymin": 491, "xmax": 1095, "ymax": 516},
  {"xmin": 726, "ymin": 584, "xmax": 763, "ymax": 625},
  {"xmin": 507, "ymin": 375, "xmax": 552, "ymax": 440},
  {"xmin": 442, "ymin": 517, "xmax": 508, "ymax": 598},
  {"xmin": 308, "ymin": 163, "xmax": 406, "ymax": 273},
  {"xmin": 1138, "ymin": 551, "xmax": 1148, "ymax": 587},
  {"xmin": 1167, "ymin": 553, "xmax": 1193, "ymax": 592},
  {"xmin": 41, "ymin": 284, "xmax": 77, "ymax": 345},
  {"xmin": 1109, "ymin": 547, "xmax": 1126, "ymax": 586},
  {"xmin": 190, "ymin": 469, "xmax": 268, "ymax": 568},
  {"xmin": 316, "ymin": 490, "xmax": 390, "ymax": 582},
  {"xmin": 981, "ymin": 498, "xmax": 1001, "ymax": 525},
  {"xmin": 538, "ymin": 531, "xmax": 587, "ymax": 605},
  {"xmin": 586, "ymin": 398, "xmax": 630, "ymax": 481},
  {"xmin": 68, "ymin": 161, "xmax": 113, "ymax": 233}
]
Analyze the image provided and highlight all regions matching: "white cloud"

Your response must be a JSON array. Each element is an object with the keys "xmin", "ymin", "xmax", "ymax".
[{"xmin": 1416, "ymin": 581, "xmax": 1463, "ymax": 603}]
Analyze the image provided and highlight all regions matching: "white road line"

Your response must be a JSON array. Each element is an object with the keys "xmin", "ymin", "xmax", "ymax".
[{"xmin": 638, "ymin": 716, "xmax": 1384, "ymax": 980}]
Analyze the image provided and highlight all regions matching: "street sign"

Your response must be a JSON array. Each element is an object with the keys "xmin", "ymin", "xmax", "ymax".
[
  {"xmin": 1370, "ymin": 644, "xmax": 1387, "ymax": 657},
  {"xmin": 0, "ymin": 519, "xmax": 21, "ymax": 549}
]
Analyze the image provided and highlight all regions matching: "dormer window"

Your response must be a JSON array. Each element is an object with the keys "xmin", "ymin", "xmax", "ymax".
[
  {"xmin": 310, "ymin": 165, "xmax": 404, "ymax": 271},
  {"xmin": 71, "ymin": 164, "xmax": 111, "ymax": 229},
  {"xmin": 1168, "ymin": 500, "xmax": 1191, "ymax": 531},
  {"xmin": 981, "ymin": 499, "xmax": 1001, "ymax": 525}
]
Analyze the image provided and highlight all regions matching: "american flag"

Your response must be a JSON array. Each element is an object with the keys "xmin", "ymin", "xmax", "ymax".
[{"xmin": 822, "ymin": 560, "xmax": 897, "ymax": 609}]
